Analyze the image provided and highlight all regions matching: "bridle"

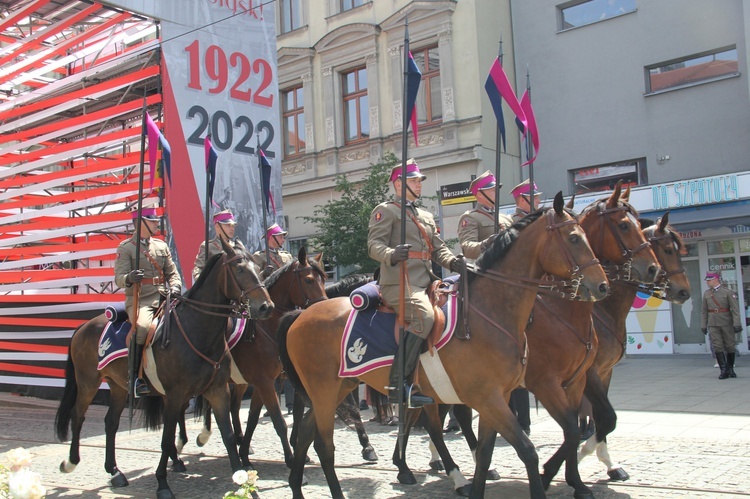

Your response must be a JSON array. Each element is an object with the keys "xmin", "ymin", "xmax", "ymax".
[
  {"xmin": 283, "ymin": 260, "xmax": 327, "ymax": 310},
  {"xmin": 630, "ymin": 226, "xmax": 686, "ymax": 299}
]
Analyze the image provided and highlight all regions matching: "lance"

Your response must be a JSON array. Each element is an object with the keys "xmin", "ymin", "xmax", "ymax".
[
  {"xmin": 525, "ymin": 69, "xmax": 536, "ymax": 204},
  {"xmin": 205, "ymin": 123, "xmax": 212, "ymax": 266},
  {"xmin": 257, "ymin": 134, "xmax": 270, "ymax": 273},
  {"xmin": 493, "ymin": 38, "xmax": 504, "ymax": 235}
]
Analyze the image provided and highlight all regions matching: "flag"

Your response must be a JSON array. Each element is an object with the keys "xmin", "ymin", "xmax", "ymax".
[
  {"xmin": 259, "ymin": 148, "xmax": 276, "ymax": 217},
  {"xmin": 519, "ymin": 89, "xmax": 540, "ymax": 167},
  {"xmin": 205, "ymin": 134, "xmax": 218, "ymax": 205},
  {"xmin": 406, "ymin": 51, "xmax": 421, "ymax": 145},
  {"xmin": 145, "ymin": 114, "xmax": 172, "ymax": 190},
  {"xmin": 485, "ymin": 56, "xmax": 527, "ymax": 152}
]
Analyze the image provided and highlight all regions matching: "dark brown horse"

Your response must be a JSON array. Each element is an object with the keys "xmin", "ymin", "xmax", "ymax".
[
  {"xmin": 278, "ymin": 193, "xmax": 609, "ymax": 499},
  {"xmin": 578, "ymin": 213, "xmax": 690, "ymax": 480},
  {"xmin": 55, "ymin": 240, "xmax": 273, "ymax": 498}
]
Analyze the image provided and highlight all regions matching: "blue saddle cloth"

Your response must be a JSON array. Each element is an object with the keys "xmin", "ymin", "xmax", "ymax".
[{"xmin": 97, "ymin": 320, "xmax": 130, "ymax": 370}]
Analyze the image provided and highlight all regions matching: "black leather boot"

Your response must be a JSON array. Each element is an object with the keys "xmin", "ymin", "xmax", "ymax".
[
  {"xmin": 388, "ymin": 332, "xmax": 434, "ymax": 408},
  {"xmin": 133, "ymin": 343, "xmax": 151, "ymax": 396},
  {"xmin": 726, "ymin": 352, "xmax": 737, "ymax": 378},
  {"xmin": 716, "ymin": 351, "xmax": 729, "ymax": 380}
]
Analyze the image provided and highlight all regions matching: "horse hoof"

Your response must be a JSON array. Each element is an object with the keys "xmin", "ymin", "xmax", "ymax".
[
  {"xmin": 248, "ymin": 444, "xmax": 255, "ymax": 455},
  {"xmin": 362, "ymin": 447, "xmax": 378, "ymax": 462},
  {"xmin": 304, "ymin": 454, "xmax": 311, "ymax": 464},
  {"xmin": 59, "ymin": 460, "xmax": 76, "ymax": 473},
  {"xmin": 455, "ymin": 483, "xmax": 472, "ymax": 497},
  {"xmin": 172, "ymin": 459, "xmax": 187, "ymax": 473},
  {"xmin": 397, "ymin": 471, "xmax": 417, "ymax": 485},
  {"xmin": 196, "ymin": 435, "xmax": 205, "ymax": 448},
  {"xmin": 487, "ymin": 469, "xmax": 501, "ymax": 481},
  {"xmin": 429, "ymin": 460, "xmax": 444, "ymax": 471},
  {"xmin": 573, "ymin": 490, "xmax": 595, "ymax": 499},
  {"xmin": 156, "ymin": 488, "xmax": 176, "ymax": 499},
  {"xmin": 243, "ymin": 462, "xmax": 256, "ymax": 471},
  {"xmin": 541, "ymin": 472, "xmax": 553, "ymax": 490},
  {"xmin": 608, "ymin": 468, "xmax": 629, "ymax": 481},
  {"xmin": 110, "ymin": 469, "xmax": 129, "ymax": 488}
]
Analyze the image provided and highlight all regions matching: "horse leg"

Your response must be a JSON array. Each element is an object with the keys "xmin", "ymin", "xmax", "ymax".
[
  {"xmin": 230, "ymin": 383, "xmax": 248, "ymax": 442},
  {"xmin": 176, "ymin": 404, "xmax": 188, "ymax": 455},
  {"xmin": 471, "ymin": 421, "xmax": 498, "ymax": 498},
  {"xmin": 59, "ymin": 377, "xmax": 99, "ymax": 475},
  {"xmin": 239, "ymin": 393, "xmax": 264, "ymax": 468},
  {"xmin": 422, "ymin": 404, "xmax": 471, "ymax": 496},
  {"xmin": 580, "ymin": 371, "xmax": 627, "ymax": 480},
  {"xmin": 289, "ymin": 405, "xmax": 317, "ymax": 499},
  {"xmin": 256, "ymin": 378, "xmax": 294, "ymax": 467},
  {"xmin": 341, "ymin": 391, "xmax": 378, "ymax": 462},
  {"xmin": 205, "ymin": 385, "xmax": 243, "ymax": 473},
  {"xmin": 311, "ymin": 400, "xmax": 345, "ymax": 499},
  {"xmin": 155, "ymin": 405, "xmax": 181, "ymax": 499},
  {"xmin": 391, "ymin": 407, "xmax": 421, "ymax": 485},
  {"xmin": 453, "ymin": 404, "xmax": 501, "ymax": 481},
  {"xmin": 197, "ymin": 405, "xmax": 213, "ymax": 448},
  {"xmin": 103, "ymin": 386, "xmax": 129, "ymax": 487}
]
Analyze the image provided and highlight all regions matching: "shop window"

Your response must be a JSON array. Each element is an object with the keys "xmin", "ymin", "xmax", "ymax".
[
  {"xmin": 739, "ymin": 238, "xmax": 750, "ymax": 253},
  {"xmin": 340, "ymin": 0, "xmax": 367, "ymax": 12},
  {"xmin": 280, "ymin": 0, "xmax": 303, "ymax": 34},
  {"xmin": 342, "ymin": 66, "xmax": 369, "ymax": 144},
  {"xmin": 646, "ymin": 47, "xmax": 738, "ymax": 94},
  {"xmin": 558, "ymin": 0, "xmax": 635, "ymax": 30},
  {"xmin": 282, "ymin": 85, "xmax": 305, "ymax": 157},
  {"xmin": 707, "ymin": 240, "xmax": 735, "ymax": 255},
  {"xmin": 411, "ymin": 45, "xmax": 442, "ymax": 127},
  {"xmin": 569, "ymin": 159, "xmax": 645, "ymax": 195}
]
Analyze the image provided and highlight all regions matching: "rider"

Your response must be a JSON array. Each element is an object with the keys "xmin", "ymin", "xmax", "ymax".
[
  {"xmin": 252, "ymin": 223, "xmax": 293, "ymax": 279},
  {"xmin": 458, "ymin": 170, "xmax": 513, "ymax": 260},
  {"xmin": 368, "ymin": 158, "xmax": 461, "ymax": 408},
  {"xmin": 192, "ymin": 209, "xmax": 247, "ymax": 283},
  {"xmin": 114, "ymin": 204, "xmax": 182, "ymax": 397},
  {"xmin": 510, "ymin": 179, "xmax": 542, "ymax": 222}
]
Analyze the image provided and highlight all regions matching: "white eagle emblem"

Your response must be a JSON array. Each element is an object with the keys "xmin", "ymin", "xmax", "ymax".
[
  {"xmin": 99, "ymin": 338, "xmax": 112, "ymax": 357},
  {"xmin": 347, "ymin": 338, "xmax": 368, "ymax": 364}
]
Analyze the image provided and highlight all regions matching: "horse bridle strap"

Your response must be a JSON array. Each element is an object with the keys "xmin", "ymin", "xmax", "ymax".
[
  {"xmin": 617, "ymin": 229, "xmax": 685, "ymax": 297},
  {"xmin": 595, "ymin": 202, "xmax": 650, "ymax": 282}
]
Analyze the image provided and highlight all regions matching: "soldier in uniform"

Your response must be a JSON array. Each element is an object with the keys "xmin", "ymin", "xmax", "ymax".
[
  {"xmin": 368, "ymin": 158, "xmax": 461, "ymax": 407},
  {"xmin": 114, "ymin": 205, "xmax": 182, "ymax": 396},
  {"xmin": 510, "ymin": 178, "xmax": 542, "ymax": 222},
  {"xmin": 192, "ymin": 209, "xmax": 246, "ymax": 283},
  {"xmin": 252, "ymin": 223, "xmax": 294, "ymax": 279},
  {"xmin": 458, "ymin": 170, "xmax": 513, "ymax": 260},
  {"xmin": 701, "ymin": 272, "xmax": 743, "ymax": 379}
]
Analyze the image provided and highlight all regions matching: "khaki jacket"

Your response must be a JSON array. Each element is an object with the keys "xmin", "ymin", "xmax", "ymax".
[
  {"xmin": 458, "ymin": 207, "xmax": 513, "ymax": 260},
  {"xmin": 252, "ymin": 248, "xmax": 294, "ymax": 273},
  {"xmin": 192, "ymin": 237, "xmax": 247, "ymax": 282},
  {"xmin": 701, "ymin": 285, "xmax": 742, "ymax": 328},
  {"xmin": 114, "ymin": 235, "xmax": 182, "ymax": 310},
  {"xmin": 512, "ymin": 207, "xmax": 530, "ymax": 223},
  {"xmin": 368, "ymin": 200, "xmax": 456, "ymax": 287}
]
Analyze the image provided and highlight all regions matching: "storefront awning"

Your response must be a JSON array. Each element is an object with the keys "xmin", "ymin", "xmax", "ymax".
[{"xmin": 641, "ymin": 199, "xmax": 750, "ymax": 231}]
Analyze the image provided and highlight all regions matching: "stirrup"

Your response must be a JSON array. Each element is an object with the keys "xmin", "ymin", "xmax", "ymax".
[
  {"xmin": 134, "ymin": 378, "xmax": 151, "ymax": 397},
  {"xmin": 406, "ymin": 384, "xmax": 433, "ymax": 408}
]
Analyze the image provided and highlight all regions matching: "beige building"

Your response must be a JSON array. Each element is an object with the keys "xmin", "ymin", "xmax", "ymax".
[{"xmin": 276, "ymin": 0, "xmax": 525, "ymax": 274}]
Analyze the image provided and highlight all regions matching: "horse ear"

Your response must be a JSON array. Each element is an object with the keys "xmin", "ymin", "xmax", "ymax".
[
  {"xmin": 566, "ymin": 194, "xmax": 576, "ymax": 210},
  {"xmin": 298, "ymin": 246, "xmax": 308, "ymax": 264},
  {"xmin": 221, "ymin": 238, "xmax": 236, "ymax": 258},
  {"xmin": 622, "ymin": 183, "xmax": 631, "ymax": 202},
  {"xmin": 607, "ymin": 180, "xmax": 623, "ymax": 208},
  {"xmin": 314, "ymin": 252, "xmax": 324, "ymax": 263},
  {"xmin": 658, "ymin": 212, "xmax": 670, "ymax": 232},
  {"xmin": 554, "ymin": 191, "xmax": 564, "ymax": 215}
]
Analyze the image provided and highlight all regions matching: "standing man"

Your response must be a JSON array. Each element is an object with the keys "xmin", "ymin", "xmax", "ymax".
[
  {"xmin": 252, "ymin": 223, "xmax": 294, "ymax": 279},
  {"xmin": 114, "ymin": 205, "xmax": 182, "ymax": 396},
  {"xmin": 701, "ymin": 272, "xmax": 743, "ymax": 379},
  {"xmin": 368, "ymin": 159, "xmax": 461, "ymax": 408},
  {"xmin": 510, "ymin": 178, "xmax": 542, "ymax": 221},
  {"xmin": 193, "ymin": 209, "xmax": 246, "ymax": 283},
  {"xmin": 458, "ymin": 170, "xmax": 513, "ymax": 260}
]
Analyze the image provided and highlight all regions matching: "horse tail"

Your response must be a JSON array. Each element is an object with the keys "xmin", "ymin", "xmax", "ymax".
[
  {"xmin": 54, "ymin": 338, "xmax": 79, "ymax": 442},
  {"xmin": 277, "ymin": 310, "xmax": 306, "ymax": 397},
  {"xmin": 140, "ymin": 395, "xmax": 164, "ymax": 431}
]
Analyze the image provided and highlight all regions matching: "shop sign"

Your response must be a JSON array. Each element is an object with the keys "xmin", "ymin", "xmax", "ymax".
[
  {"xmin": 440, "ymin": 181, "xmax": 475, "ymax": 206},
  {"xmin": 652, "ymin": 174, "xmax": 739, "ymax": 210}
]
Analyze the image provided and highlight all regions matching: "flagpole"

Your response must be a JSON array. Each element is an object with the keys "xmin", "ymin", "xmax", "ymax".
[
  {"xmin": 257, "ymin": 135, "xmax": 270, "ymax": 270},
  {"xmin": 205, "ymin": 124, "xmax": 212, "ymax": 266},
  {"xmin": 525, "ymin": 68, "xmax": 535, "ymax": 203},
  {"xmin": 493, "ymin": 39, "xmax": 503, "ymax": 235}
]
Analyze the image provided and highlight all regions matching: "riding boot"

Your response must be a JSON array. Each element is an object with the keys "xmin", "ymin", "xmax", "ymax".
[
  {"xmin": 716, "ymin": 351, "xmax": 729, "ymax": 380},
  {"xmin": 133, "ymin": 343, "xmax": 151, "ymax": 396},
  {"xmin": 388, "ymin": 332, "xmax": 434, "ymax": 408},
  {"xmin": 726, "ymin": 352, "xmax": 737, "ymax": 378}
]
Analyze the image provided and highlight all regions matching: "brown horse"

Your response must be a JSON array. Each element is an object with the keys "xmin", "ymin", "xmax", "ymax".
[
  {"xmin": 278, "ymin": 192, "xmax": 609, "ymax": 499},
  {"xmin": 578, "ymin": 213, "xmax": 690, "ymax": 480},
  {"xmin": 55, "ymin": 240, "xmax": 273, "ymax": 498}
]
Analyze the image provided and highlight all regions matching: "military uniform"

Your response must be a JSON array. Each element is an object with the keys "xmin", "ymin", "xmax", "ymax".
[
  {"xmin": 458, "ymin": 206, "xmax": 513, "ymax": 260},
  {"xmin": 252, "ymin": 248, "xmax": 293, "ymax": 274},
  {"xmin": 193, "ymin": 237, "xmax": 247, "ymax": 282},
  {"xmin": 368, "ymin": 200, "xmax": 456, "ymax": 337},
  {"xmin": 114, "ymin": 235, "xmax": 181, "ymax": 344},
  {"xmin": 701, "ymin": 285, "xmax": 742, "ymax": 354}
]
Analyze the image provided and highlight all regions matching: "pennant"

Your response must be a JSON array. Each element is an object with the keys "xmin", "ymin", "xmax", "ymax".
[
  {"xmin": 406, "ymin": 51, "xmax": 421, "ymax": 145},
  {"xmin": 485, "ymin": 57, "xmax": 527, "ymax": 152},
  {"xmin": 145, "ymin": 114, "xmax": 172, "ymax": 190},
  {"xmin": 519, "ymin": 89, "xmax": 540, "ymax": 167},
  {"xmin": 205, "ymin": 135, "xmax": 218, "ymax": 206},
  {"xmin": 259, "ymin": 149, "xmax": 276, "ymax": 217}
]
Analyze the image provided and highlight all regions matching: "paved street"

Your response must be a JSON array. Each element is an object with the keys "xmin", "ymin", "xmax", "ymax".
[{"xmin": 1, "ymin": 354, "xmax": 749, "ymax": 498}]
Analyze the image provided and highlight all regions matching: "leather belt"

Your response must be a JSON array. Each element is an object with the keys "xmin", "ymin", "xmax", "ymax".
[
  {"xmin": 709, "ymin": 308, "xmax": 729, "ymax": 313},
  {"xmin": 142, "ymin": 277, "xmax": 163, "ymax": 285},
  {"xmin": 408, "ymin": 251, "xmax": 431, "ymax": 260}
]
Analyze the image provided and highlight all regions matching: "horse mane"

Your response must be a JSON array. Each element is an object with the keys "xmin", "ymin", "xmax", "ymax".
[
  {"xmin": 185, "ymin": 253, "xmax": 224, "ymax": 299},
  {"xmin": 264, "ymin": 259, "xmax": 297, "ymax": 289},
  {"xmin": 580, "ymin": 196, "xmax": 640, "ymax": 219},
  {"xmin": 325, "ymin": 273, "xmax": 373, "ymax": 298},
  {"xmin": 641, "ymin": 218, "xmax": 684, "ymax": 251},
  {"xmin": 476, "ymin": 209, "xmax": 546, "ymax": 271}
]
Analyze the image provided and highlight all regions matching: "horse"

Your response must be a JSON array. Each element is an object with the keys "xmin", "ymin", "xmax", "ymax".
[
  {"xmin": 55, "ymin": 239, "xmax": 273, "ymax": 499},
  {"xmin": 390, "ymin": 183, "xmax": 661, "ymax": 498},
  {"xmin": 277, "ymin": 192, "xmax": 610, "ymax": 499},
  {"xmin": 577, "ymin": 213, "xmax": 691, "ymax": 480}
]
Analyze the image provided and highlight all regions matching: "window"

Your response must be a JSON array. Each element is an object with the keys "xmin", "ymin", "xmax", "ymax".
[
  {"xmin": 569, "ymin": 159, "xmax": 646, "ymax": 195},
  {"xmin": 412, "ymin": 46, "xmax": 442, "ymax": 127},
  {"xmin": 342, "ymin": 67, "xmax": 369, "ymax": 144},
  {"xmin": 559, "ymin": 0, "xmax": 635, "ymax": 30},
  {"xmin": 281, "ymin": 0, "xmax": 302, "ymax": 34},
  {"xmin": 282, "ymin": 86, "xmax": 305, "ymax": 157},
  {"xmin": 646, "ymin": 47, "xmax": 739, "ymax": 94},
  {"xmin": 340, "ymin": 0, "xmax": 366, "ymax": 13}
]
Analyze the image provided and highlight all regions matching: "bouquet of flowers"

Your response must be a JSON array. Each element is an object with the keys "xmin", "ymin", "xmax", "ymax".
[
  {"xmin": 1, "ymin": 448, "xmax": 46, "ymax": 499},
  {"xmin": 223, "ymin": 469, "xmax": 258, "ymax": 498}
]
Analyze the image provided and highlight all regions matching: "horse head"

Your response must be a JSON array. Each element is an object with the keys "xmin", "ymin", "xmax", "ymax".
[
  {"xmin": 578, "ymin": 180, "xmax": 660, "ymax": 285},
  {"xmin": 265, "ymin": 247, "xmax": 328, "ymax": 312},
  {"xmin": 642, "ymin": 213, "xmax": 691, "ymax": 304},
  {"xmin": 221, "ymin": 238, "xmax": 274, "ymax": 320}
]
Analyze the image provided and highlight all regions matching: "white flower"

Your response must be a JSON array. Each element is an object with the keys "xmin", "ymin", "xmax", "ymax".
[
  {"xmin": 246, "ymin": 469, "xmax": 258, "ymax": 486},
  {"xmin": 235, "ymin": 488, "xmax": 247, "ymax": 497},
  {"xmin": 232, "ymin": 470, "xmax": 248, "ymax": 485},
  {"xmin": 5, "ymin": 448, "xmax": 32, "ymax": 472},
  {"xmin": 8, "ymin": 468, "xmax": 45, "ymax": 499}
]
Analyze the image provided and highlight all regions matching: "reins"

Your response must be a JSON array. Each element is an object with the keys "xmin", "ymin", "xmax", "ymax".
[{"xmin": 593, "ymin": 202, "xmax": 651, "ymax": 283}]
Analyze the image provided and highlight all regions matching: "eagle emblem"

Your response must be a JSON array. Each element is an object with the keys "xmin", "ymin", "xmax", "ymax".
[
  {"xmin": 347, "ymin": 338, "xmax": 368, "ymax": 364},
  {"xmin": 99, "ymin": 338, "xmax": 112, "ymax": 357}
]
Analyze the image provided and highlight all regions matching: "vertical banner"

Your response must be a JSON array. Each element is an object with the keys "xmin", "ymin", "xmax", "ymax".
[{"xmin": 116, "ymin": 1, "xmax": 282, "ymax": 277}]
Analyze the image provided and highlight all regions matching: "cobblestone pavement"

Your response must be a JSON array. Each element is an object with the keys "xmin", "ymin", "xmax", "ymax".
[{"xmin": 1, "ymin": 354, "xmax": 749, "ymax": 498}]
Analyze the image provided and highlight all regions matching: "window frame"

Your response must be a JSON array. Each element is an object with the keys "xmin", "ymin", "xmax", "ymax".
[
  {"xmin": 342, "ymin": 66, "xmax": 369, "ymax": 145},
  {"xmin": 568, "ymin": 158, "xmax": 647, "ymax": 195},
  {"xmin": 339, "ymin": 0, "xmax": 367, "ymax": 14},
  {"xmin": 645, "ymin": 46, "xmax": 739, "ymax": 95},
  {"xmin": 282, "ymin": 85, "xmax": 305, "ymax": 158},
  {"xmin": 280, "ymin": 0, "xmax": 303, "ymax": 34},
  {"xmin": 411, "ymin": 45, "xmax": 443, "ymax": 128},
  {"xmin": 557, "ymin": 0, "xmax": 636, "ymax": 31}
]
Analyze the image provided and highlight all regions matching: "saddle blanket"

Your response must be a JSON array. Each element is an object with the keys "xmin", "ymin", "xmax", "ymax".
[
  {"xmin": 97, "ymin": 320, "xmax": 130, "ymax": 371},
  {"xmin": 339, "ymin": 293, "xmax": 458, "ymax": 377}
]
